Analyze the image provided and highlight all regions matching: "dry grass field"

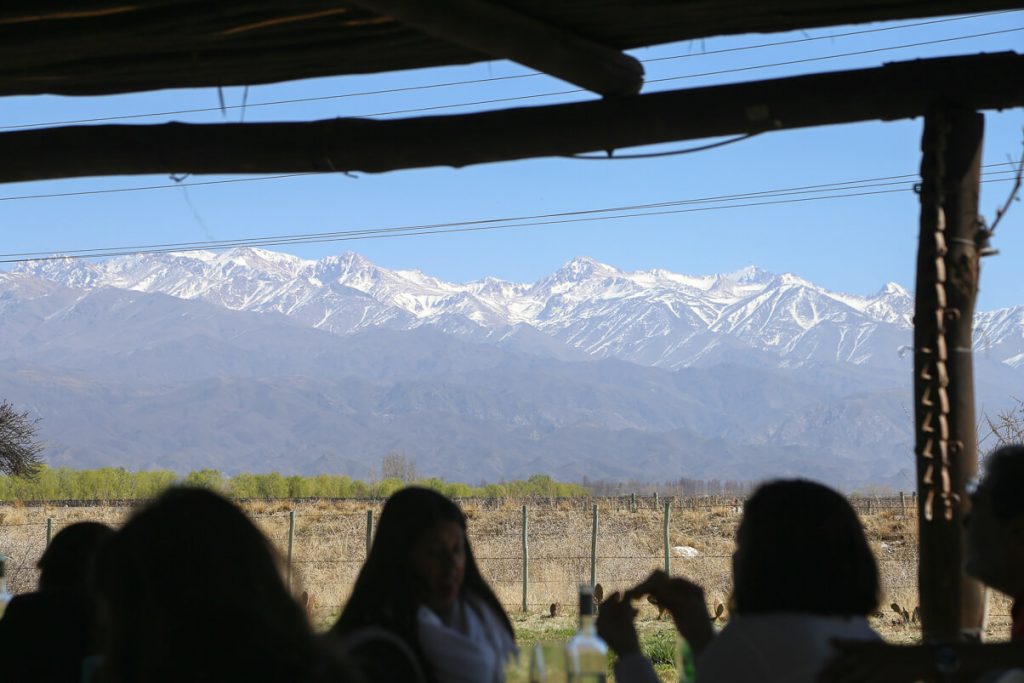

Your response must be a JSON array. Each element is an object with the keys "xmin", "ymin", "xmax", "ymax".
[{"xmin": 0, "ymin": 497, "xmax": 1013, "ymax": 681}]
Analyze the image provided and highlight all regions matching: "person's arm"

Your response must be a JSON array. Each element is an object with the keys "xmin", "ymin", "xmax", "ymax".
[
  {"xmin": 820, "ymin": 640, "xmax": 1024, "ymax": 683},
  {"xmin": 625, "ymin": 570, "xmax": 715, "ymax": 656},
  {"xmin": 596, "ymin": 592, "xmax": 660, "ymax": 683}
]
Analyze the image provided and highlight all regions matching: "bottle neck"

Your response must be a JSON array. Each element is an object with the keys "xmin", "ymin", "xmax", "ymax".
[{"xmin": 577, "ymin": 613, "xmax": 597, "ymax": 634}]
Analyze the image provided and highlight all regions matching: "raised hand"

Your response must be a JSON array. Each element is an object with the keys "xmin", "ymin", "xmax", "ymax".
[
  {"xmin": 596, "ymin": 591, "xmax": 640, "ymax": 657},
  {"xmin": 625, "ymin": 570, "xmax": 714, "ymax": 656}
]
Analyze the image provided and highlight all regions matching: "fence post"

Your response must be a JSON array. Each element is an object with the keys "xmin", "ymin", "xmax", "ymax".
[
  {"xmin": 366, "ymin": 509, "xmax": 374, "ymax": 556},
  {"xmin": 630, "ymin": 492, "xmax": 637, "ymax": 513},
  {"xmin": 521, "ymin": 504, "xmax": 529, "ymax": 613},
  {"xmin": 46, "ymin": 517, "xmax": 53, "ymax": 546},
  {"xmin": 663, "ymin": 501, "xmax": 671, "ymax": 575},
  {"xmin": 654, "ymin": 491, "xmax": 659, "ymax": 510},
  {"xmin": 900, "ymin": 491, "xmax": 906, "ymax": 511},
  {"xmin": 590, "ymin": 503, "xmax": 599, "ymax": 588},
  {"xmin": 286, "ymin": 510, "xmax": 295, "ymax": 592}
]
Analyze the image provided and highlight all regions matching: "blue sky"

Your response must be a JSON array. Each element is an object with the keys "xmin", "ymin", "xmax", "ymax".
[{"xmin": 1, "ymin": 10, "xmax": 1022, "ymax": 309}]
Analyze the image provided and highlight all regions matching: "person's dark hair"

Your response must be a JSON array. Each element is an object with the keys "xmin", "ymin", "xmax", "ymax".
[
  {"xmin": 330, "ymin": 487, "xmax": 512, "ymax": 678},
  {"xmin": 731, "ymin": 479, "xmax": 879, "ymax": 617},
  {"xmin": 92, "ymin": 487, "xmax": 350, "ymax": 683},
  {"xmin": 37, "ymin": 521, "xmax": 113, "ymax": 593},
  {"xmin": 984, "ymin": 445, "xmax": 1024, "ymax": 519}
]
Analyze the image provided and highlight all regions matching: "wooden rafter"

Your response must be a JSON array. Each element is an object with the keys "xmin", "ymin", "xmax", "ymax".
[
  {"xmin": 345, "ymin": 0, "xmax": 643, "ymax": 96},
  {"xmin": 0, "ymin": 53, "xmax": 1021, "ymax": 183},
  {"xmin": 0, "ymin": 0, "xmax": 1021, "ymax": 97}
]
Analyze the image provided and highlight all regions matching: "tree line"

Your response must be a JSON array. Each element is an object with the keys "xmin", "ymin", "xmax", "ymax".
[{"xmin": 0, "ymin": 466, "xmax": 587, "ymax": 502}]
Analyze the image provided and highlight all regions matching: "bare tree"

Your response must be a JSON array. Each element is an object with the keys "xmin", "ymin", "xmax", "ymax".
[
  {"xmin": 0, "ymin": 400, "xmax": 44, "ymax": 477},
  {"xmin": 380, "ymin": 451, "xmax": 418, "ymax": 483},
  {"xmin": 983, "ymin": 397, "xmax": 1024, "ymax": 451}
]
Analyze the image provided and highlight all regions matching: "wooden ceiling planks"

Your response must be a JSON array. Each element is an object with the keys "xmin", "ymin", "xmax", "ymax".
[{"xmin": 1, "ymin": 0, "xmax": 1021, "ymax": 97}]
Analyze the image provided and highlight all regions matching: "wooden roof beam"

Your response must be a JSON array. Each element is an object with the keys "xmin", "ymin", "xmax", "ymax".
[
  {"xmin": 0, "ymin": 52, "xmax": 1021, "ymax": 184},
  {"xmin": 344, "ymin": 0, "xmax": 643, "ymax": 96}
]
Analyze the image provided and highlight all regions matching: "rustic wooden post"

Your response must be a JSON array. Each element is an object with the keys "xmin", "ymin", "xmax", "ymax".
[
  {"xmin": 45, "ymin": 518, "xmax": 53, "ymax": 546},
  {"xmin": 653, "ymin": 491, "xmax": 659, "ymax": 510},
  {"xmin": 900, "ymin": 491, "xmax": 906, "ymax": 511},
  {"xmin": 663, "ymin": 501, "xmax": 671, "ymax": 575},
  {"xmin": 366, "ymin": 509, "xmax": 374, "ymax": 556},
  {"xmin": 521, "ymin": 504, "xmax": 529, "ymax": 613},
  {"xmin": 590, "ymin": 503, "xmax": 599, "ymax": 588},
  {"xmin": 915, "ymin": 106, "xmax": 986, "ymax": 641},
  {"xmin": 286, "ymin": 509, "xmax": 296, "ymax": 591},
  {"xmin": 630, "ymin": 492, "xmax": 637, "ymax": 513}
]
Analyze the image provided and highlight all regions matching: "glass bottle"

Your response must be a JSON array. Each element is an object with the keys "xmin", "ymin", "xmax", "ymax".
[
  {"xmin": 0, "ymin": 552, "xmax": 12, "ymax": 619},
  {"xmin": 565, "ymin": 584, "xmax": 608, "ymax": 683},
  {"xmin": 676, "ymin": 636, "xmax": 697, "ymax": 682}
]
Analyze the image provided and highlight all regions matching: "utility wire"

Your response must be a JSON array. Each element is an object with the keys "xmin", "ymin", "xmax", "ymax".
[
  {"xmin": 0, "ymin": 160, "xmax": 1017, "ymax": 205},
  {"xmin": 645, "ymin": 26, "xmax": 1024, "ymax": 87},
  {"xmin": 2, "ymin": 173, "xmax": 1016, "ymax": 264},
  {"xmin": 0, "ymin": 173, "xmax": 314, "ymax": 203},
  {"xmin": 0, "ymin": 12, "xmax": 1018, "ymax": 131},
  {"xmin": 5, "ymin": 168, "xmax": 1014, "ymax": 253},
  {"xmin": 255, "ymin": 27, "xmax": 1024, "ymax": 123}
]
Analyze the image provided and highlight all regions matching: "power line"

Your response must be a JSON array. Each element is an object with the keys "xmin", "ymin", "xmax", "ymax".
[
  {"xmin": 569, "ymin": 133, "xmax": 760, "ymax": 159},
  {"xmin": 0, "ymin": 160, "xmax": 1017, "ymax": 206},
  {"xmin": 0, "ymin": 169, "xmax": 1002, "ymax": 252},
  {"xmin": 0, "ymin": 12, "xmax": 1018, "ymax": 131},
  {"xmin": 253, "ymin": 27, "xmax": 1024, "ymax": 123},
  {"xmin": 2, "ymin": 172, "xmax": 1016, "ymax": 264},
  {"xmin": 645, "ymin": 26, "xmax": 1024, "ymax": 87},
  {"xmin": 0, "ymin": 173, "xmax": 314, "ymax": 203}
]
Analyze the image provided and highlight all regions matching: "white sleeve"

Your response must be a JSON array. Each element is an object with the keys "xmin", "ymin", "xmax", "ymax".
[
  {"xmin": 696, "ymin": 627, "xmax": 766, "ymax": 683},
  {"xmin": 612, "ymin": 651, "xmax": 662, "ymax": 683}
]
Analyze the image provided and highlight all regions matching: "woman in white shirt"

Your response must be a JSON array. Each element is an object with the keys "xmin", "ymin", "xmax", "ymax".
[
  {"xmin": 331, "ymin": 487, "xmax": 516, "ymax": 683},
  {"xmin": 600, "ymin": 479, "xmax": 881, "ymax": 683}
]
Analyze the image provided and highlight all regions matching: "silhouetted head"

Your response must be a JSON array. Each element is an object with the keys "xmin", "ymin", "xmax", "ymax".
[
  {"xmin": 37, "ymin": 521, "xmax": 112, "ymax": 594},
  {"xmin": 731, "ymin": 479, "xmax": 878, "ymax": 617},
  {"xmin": 92, "ymin": 487, "xmax": 335, "ymax": 683},
  {"xmin": 966, "ymin": 445, "xmax": 1024, "ymax": 595},
  {"xmin": 332, "ymin": 487, "xmax": 512, "ymax": 672}
]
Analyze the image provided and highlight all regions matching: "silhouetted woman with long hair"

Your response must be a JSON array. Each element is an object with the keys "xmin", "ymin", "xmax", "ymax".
[
  {"xmin": 91, "ymin": 487, "xmax": 351, "ymax": 683},
  {"xmin": 601, "ymin": 479, "xmax": 880, "ymax": 683},
  {"xmin": 331, "ymin": 487, "xmax": 515, "ymax": 683}
]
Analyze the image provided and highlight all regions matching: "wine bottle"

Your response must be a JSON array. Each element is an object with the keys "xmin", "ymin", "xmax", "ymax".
[
  {"xmin": 0, "ymin": 552, "xmax": 12, "ymax": 619},
  {"xmin": 677, "ymin": 636, "xmax": 697, "ymax": 682},
  {"xmin": 565, "ymin": 584, "xmax": 608, "ymax": 682}
]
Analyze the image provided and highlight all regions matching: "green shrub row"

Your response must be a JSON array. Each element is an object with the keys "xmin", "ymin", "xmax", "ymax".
[{"xmin": 0, "ymin": 467, "xmax": 586, "ymax": 502}]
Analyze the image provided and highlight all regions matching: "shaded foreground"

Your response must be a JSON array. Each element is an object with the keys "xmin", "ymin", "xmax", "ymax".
[{"xmin": 0, "ymin": 498, "xmax": 1013, "ymax": 679}]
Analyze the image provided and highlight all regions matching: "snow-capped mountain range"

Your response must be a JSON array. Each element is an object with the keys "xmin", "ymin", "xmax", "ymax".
[
  {"xmin": 10, "ymin": 247, "xmax": 1023, "ymax": 371},
  {"xmin": 2, "ymin": 248, "xmax": 1021, "ymax": 487}
]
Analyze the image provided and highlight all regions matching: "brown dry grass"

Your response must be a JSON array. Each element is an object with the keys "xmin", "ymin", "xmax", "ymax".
[{"xmin": 0, "ymin": 499, "xmax": 1013, "ymax": 643}]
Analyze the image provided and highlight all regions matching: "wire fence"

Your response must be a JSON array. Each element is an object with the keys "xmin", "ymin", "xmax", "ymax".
[{"xmin": 1, "ymin": 494, "xmax": 955, "ymax": 625}]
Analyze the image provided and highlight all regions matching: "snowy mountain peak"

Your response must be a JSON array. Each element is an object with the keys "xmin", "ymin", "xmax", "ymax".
[
  {"xmin": 313, "ymin": 251, "xmax": 376, "ymax": 282},
  {"xmin": 556, "ymin": 256, "xmax": 616, "ymax": 281},
  {"xmin": 8, "ymin": 249, "xmax": 1021, "ymax": 371},
  {"xmin": 13, "ymin": 255, "xmax": 102, "ymax": 288},
  {"xmin": 723, "ymin": 265, "xmax": 775, "ymax": 284},
  {"xmin": 877, "ymin": 282, "xmax": 910, "ymax": 298}
]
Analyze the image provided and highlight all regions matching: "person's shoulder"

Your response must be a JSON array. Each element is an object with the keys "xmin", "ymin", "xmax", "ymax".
[
  {"xmin": 712, "ymin": 613, "xmax": 879, "ymax": 650},
  {"xmin": 0, "ymin": 591, "xmax": 58, "ymax": 626}
]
